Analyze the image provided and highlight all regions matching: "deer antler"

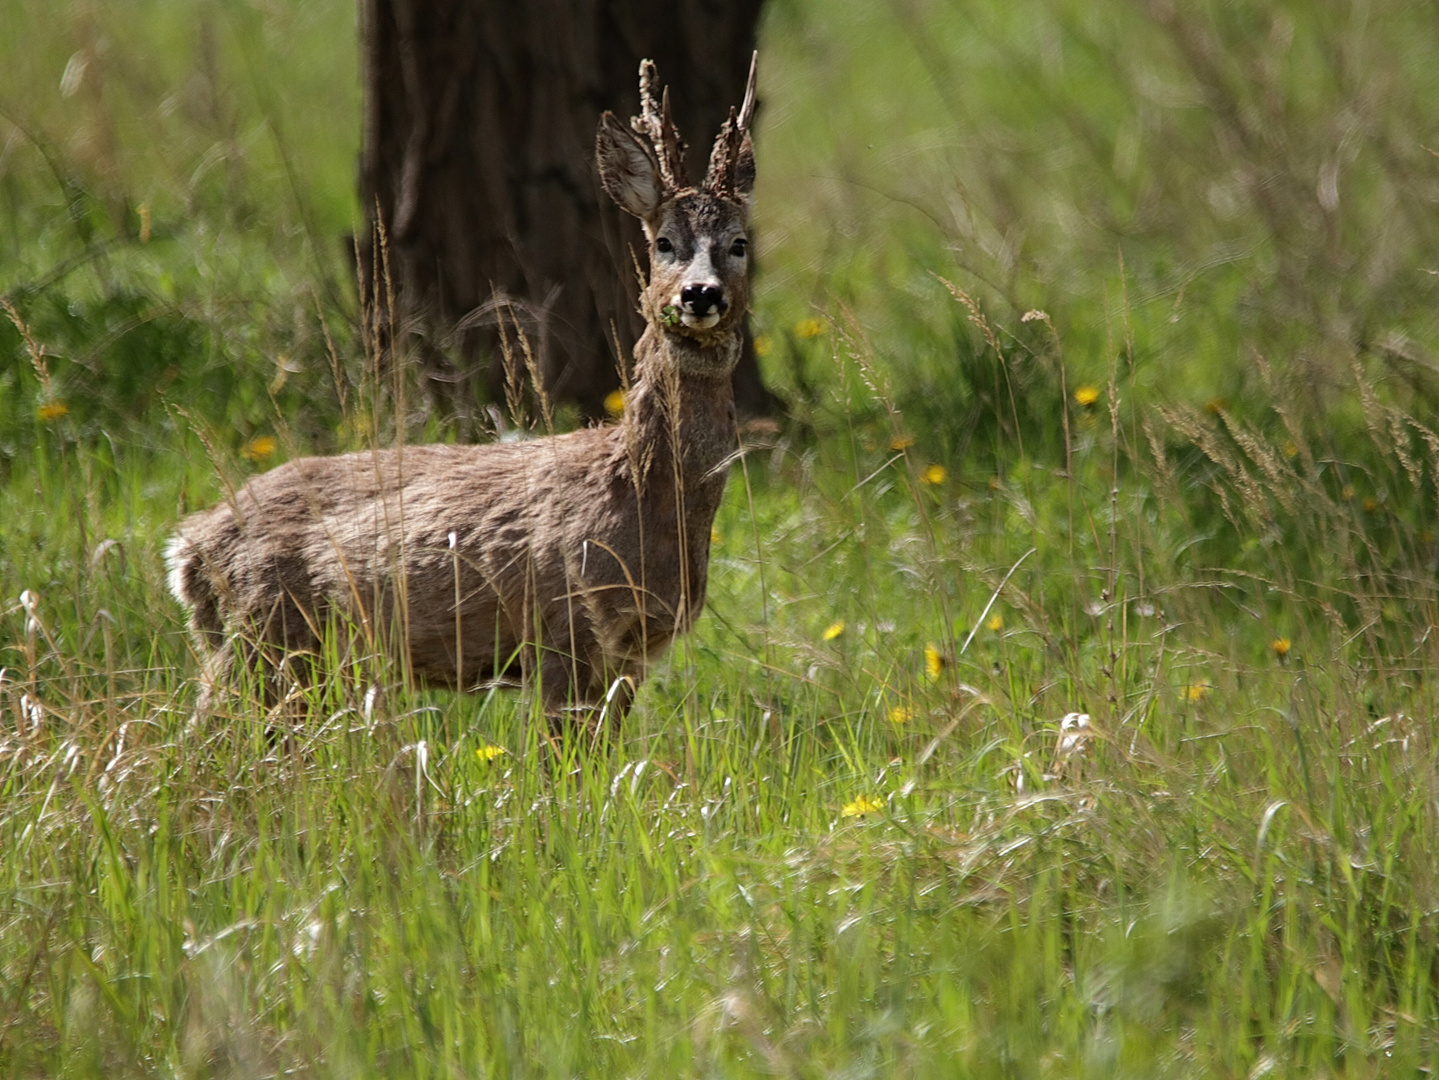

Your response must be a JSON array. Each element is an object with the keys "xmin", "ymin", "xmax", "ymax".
[
  {"xmin": 703, "ymin": 51, "xmax": 758, "ymax": 197},
  {"xmin": 633, "ymin": 59, "xmax": 688, "ymax": 190},
  {"xmin": 737, "ymin": 50, "xmax": 758, "ymax": 133}
]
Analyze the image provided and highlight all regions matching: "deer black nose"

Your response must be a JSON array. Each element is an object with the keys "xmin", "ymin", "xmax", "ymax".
[{"xmin": 680, "ymin": 284, "xmax": 726, "ymax": 317}]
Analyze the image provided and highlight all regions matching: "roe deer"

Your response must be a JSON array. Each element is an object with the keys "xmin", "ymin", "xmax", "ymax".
[{"xmin": 166, "ymin": 56, "xmax": 759, "ymax": 732}]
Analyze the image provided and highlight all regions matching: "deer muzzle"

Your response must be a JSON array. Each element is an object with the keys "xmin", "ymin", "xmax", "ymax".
[{"xmin": 678, "ymin": 283, "xmax": 727, "ymax": 328}]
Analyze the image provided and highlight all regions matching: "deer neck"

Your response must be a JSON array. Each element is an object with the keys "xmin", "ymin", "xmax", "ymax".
[{"xmin": 620, "ymin": 324, "xmax": 739, "ymax": 502}]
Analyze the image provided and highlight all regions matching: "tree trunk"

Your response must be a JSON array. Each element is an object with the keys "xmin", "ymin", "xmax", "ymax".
[{"xmin": 358, "ymin": 0, "xmax": 779, "ymax": 429}]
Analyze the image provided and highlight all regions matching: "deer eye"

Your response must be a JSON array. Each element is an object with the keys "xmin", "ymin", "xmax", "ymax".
[
  {"xmin": 655, "ymin": 236, "xmax": 674, "ymax": 254},
  {"xmin": 730, "ymin": 237, "xmax": 748, "ymax": 258}
]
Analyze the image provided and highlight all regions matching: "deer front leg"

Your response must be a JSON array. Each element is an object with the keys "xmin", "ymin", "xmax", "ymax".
[{"xmin": 532, "ymin": 647, "xmax": 635, "ymax": 739}]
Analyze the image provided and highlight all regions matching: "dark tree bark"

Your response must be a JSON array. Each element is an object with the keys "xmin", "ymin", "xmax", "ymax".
[{"xmin": 358, "ymin": 0, "xmax": 779, "ymax": 428}]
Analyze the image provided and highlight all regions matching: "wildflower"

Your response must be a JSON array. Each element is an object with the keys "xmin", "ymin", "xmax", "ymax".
[
  {"xmin": 1183, "ymin": 683, "xmax": 1209, "ymax": 702},
  {"xmin": 753, "ymin": 334, "xmax": 773, "ymax": 357},
  {"xmin": 1282, "ymin": 440, "xmax": 1298, "ymax": 459},
  {"xmin": 920, "ymin": 463, "xmax": 947, "ymax": 485},
  {"xmin": 604, "ymin": 389, "xmax": 626, "ymax": 418},
  {"xmin": 476, "ymin": 743, "xmax": 507, "ymax": 762},
  {"xmin": 241, "ymin": 435, "xmax": 277, "ymax": 462},
  {"xmin": 924, "ymin": 643, "xmax": 944, "ymax": 682},
  {"xmin": 1074, "ymin": 385, "xmax": 1100, "ymax": 407},
  {"xmin": 889, "ymin": 432, "xmax": 916, "ymax": 451},
  {"xmin": 37, "ymin": 401, "xmax": 69, "ymax": 422},
  {"xmin": 822, "ymin": 620, "xmax": 846, "ymax": 641},
  {"xmin": 1270, "ymin": 637, "xmax": 1291, "ymax": 658},
  {"xmin": 841, "ymin": 794, "xmax": 883, "ymax": 817},
  {"xmin": 888, "ymin": 705, "xmax": 912, "ymax": 725},
  {"xmin": 1340, "ymin": 484, "xmax": 1355, "ymax": 501},
  {"xmin": 710, "ymin": 528, "xmax": 723, "ymax": 546},
  {"xmin": 986, "ymin": 612, "xmax": 1004, "ymax": 632},
  {"xmin": 1362, "ymin": 496, "xmax": 1379, "ymax": 513},
  {"xmin": 794, "ymin": 317, "xmax": 825, "ymax": 339}
]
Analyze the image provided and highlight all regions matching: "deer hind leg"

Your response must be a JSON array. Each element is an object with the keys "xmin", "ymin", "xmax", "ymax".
[{"xmin": 189, "ymin": 593, "xmax": 326, "ymax": 732}]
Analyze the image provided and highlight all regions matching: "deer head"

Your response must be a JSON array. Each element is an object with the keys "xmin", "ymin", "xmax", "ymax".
[{"xmin": 596, "ymin": 55, "xmax": 757, "ymax": 359}]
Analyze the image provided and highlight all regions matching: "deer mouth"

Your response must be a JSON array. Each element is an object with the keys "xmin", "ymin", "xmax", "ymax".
[{"xmin": 680, "ymin": 310, "xmax": 723, "ymax": 330}]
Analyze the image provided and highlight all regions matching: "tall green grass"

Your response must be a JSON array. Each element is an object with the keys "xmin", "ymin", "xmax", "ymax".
[{"xmin": 5, "ymin": 0, "xmax": 1439, "ymax": 1075}]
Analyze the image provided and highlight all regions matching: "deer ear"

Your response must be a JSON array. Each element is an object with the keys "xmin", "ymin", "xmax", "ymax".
[
  {"xmin": 733, "ymin": 132, "xmax": 755, "ymax": 197},
  {"xmin": 597, "ymin": 112, "xmax": 664, "ymax": 219}
]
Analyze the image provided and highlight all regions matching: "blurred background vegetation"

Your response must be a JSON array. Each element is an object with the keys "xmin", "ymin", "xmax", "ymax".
[{"xmin": 4, "ymin": 0, "xmax": 1437, "ymax": 451}]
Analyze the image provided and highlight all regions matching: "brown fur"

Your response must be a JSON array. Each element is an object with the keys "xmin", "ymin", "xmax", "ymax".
[{"xmin": 166, "ymin": 59, "xmax": 758, "ymax": 730}]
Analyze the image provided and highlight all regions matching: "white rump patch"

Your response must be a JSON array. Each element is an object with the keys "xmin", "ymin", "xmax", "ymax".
[{"xmin": 163, "ymin": 533, "xmax": 195, "ymax": 607}]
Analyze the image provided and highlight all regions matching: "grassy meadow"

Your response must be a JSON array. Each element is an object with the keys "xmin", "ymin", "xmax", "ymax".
[{"xmin": 5, "ymin": 0, "xmax": 1439, "ymax": 1074}]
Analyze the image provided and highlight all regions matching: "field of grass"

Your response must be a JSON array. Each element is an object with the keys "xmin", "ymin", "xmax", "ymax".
[{"xmin": 5, "ymin": 0, "xmax": 1439, "ymax": 1075}]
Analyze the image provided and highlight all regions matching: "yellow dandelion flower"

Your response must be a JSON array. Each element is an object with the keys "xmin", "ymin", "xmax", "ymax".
[
  {"xmin": 1282, "ymin": 440, "xmax": 1298, "ymax": 459},
  {"xmin": 889, "ymin": 432, "xmax": 916, "ymax": 451},
  {"xmin": 924, "ymin": 643, "xmax": 944, "ymax": 682},
  {"xmin": 986, "ymin": 613, "xmax": 1004, "ymax": 632},
  {"xmin": 1363, "ymin": 496, "xmax": 1379, "ymax": 513},
  {"xmin": 710, "ymin": 528, "xmax": 722, "ymax": 546},
  {"xmin": 888, "ymin": 705, "xmax": 912, "ymax": 725},
  {"xmin": 920, "ymin": 463, "xmax": 947, "ymax": 485},
  {"xmin": 476, "ymin": 743, "xmax": 507, "ymax": 762},
  {"xmin": 794, "ymin": 317, "xmax": 825, "ymax": 339},
  {"xmin": 1340, "ymin": 484, "xmax": 1355, "ymax": 501},
  {"xmin": 822, "ymin": 620, "xmax": 846, "ymax": 641},
  {"xmin": 1270, "ymin": 637, "xmax": 1291, "ymax": 658},
  {"xmin": 1074, "ymin": 385, "xmax": 1100, "ymax": 407},
  {"xmin": 753, "ymin": 334, "xmax": 773, "ymax": 357},
  {"xmin": 841, "ymin": 794, "xmax": 883, "ymax": 817},
  {"xmin": 241, "ymin": 435, "xmax": 277, "ymax": 462},
  {"xmin": 37, "ymin": 401, "xmax": 69, "ymax": 422},
  {"xmin": 604, "ymin": 389, "xmax": 626, "ymax": 418},
  {"xmin": 1183, "ymin": 683, "xmax": 1209, "ymax": 702}
]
